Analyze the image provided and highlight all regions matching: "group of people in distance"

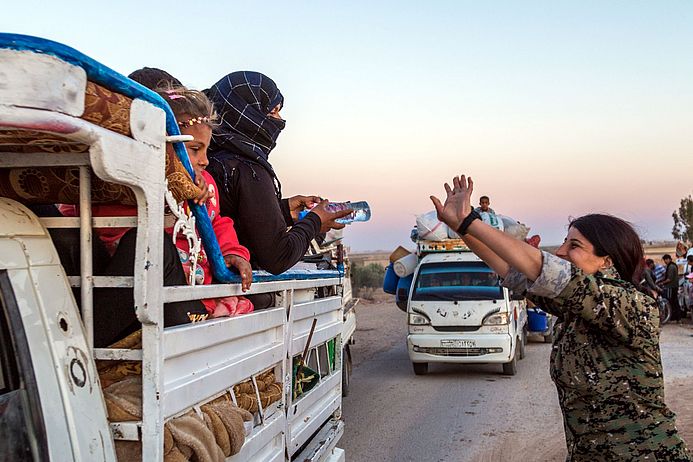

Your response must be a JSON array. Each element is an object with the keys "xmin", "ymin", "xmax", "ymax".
[
  {"xmin": 53, "ymin": 68, "xmax": 350, "ymax": 348},
  {"xmin": 641, "ymin": 252, "xmax": 693, "ymax": 322}
]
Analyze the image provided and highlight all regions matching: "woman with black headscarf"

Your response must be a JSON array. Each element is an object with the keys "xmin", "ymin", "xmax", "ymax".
[{"xmin": 206, "ymin": 71, "xmax": 349, "ymax": 275}]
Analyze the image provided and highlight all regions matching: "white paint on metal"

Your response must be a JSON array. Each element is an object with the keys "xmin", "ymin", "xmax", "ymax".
[
  {"xmin": 294, "ymin": 420, "xmax": 344, "ymax": 462},
  {"xmin": 342, "ymin": 309, "xmax": 356, "ymax": 345},
  {"xmin": 92, "ymin": 348, "xmax": 143, "ymax": 361},
  {"xmin": 79, "ymin": 166, "xmax": 93, "ymax": 349},
  {"xmin": 109, "ymin": 422, "xmax": 141, "ymax": 441},
  {"xmin": 163, "ymin": 278, "xmax": 340, "ymax": 302},
  {"xmin": 288, "ymin": 373, "xmax": 342, "ymax": 454},
  {"xmin": 0, "ymin": 49, "xmax": 86, "ymax": 116},
  {"xmin": 0, "ymin": 198, "xmax": 46, "ymax": 237},
  {"xmin": 41, "ymin": 216, "xmax": 138, "ymax": 229},
  {"xmin": 67, "ymin": 276, "xmax": 133, "ymax": 288},
  {"xmin": 0, "ymin": 152, "xmax": 89, "ymax": 167},
  {"xmin": 129, "ymin": 98, "xmax": 165, "ymax": 146},
  {"xmin": 227, "ymin": 411, "xmax": 285, "ymax": 462},
  {"xmin": 290, "ymin": 297, "xmax": 343, "ymax": 356},
  {"xmin": 165, "ymin": 134, "xmax": 194, "ymax": 143},
  {"xmin": 20, "ymin": 236, "xmax": 62, "ymax": 267}
]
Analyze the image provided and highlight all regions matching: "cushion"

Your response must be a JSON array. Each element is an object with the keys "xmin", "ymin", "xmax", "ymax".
[{"xmin": 0, "ymin": 81, "xmax": 201, "ymax": 204}]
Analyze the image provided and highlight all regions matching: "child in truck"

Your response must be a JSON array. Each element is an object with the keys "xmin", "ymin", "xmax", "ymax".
[
  {"xmin": 59, "ymin": 86, "xmax": 254, "ymax": 346},
  {"xmin": 156, "ymin": 85, "xmax": 254, "ymax": 314}
]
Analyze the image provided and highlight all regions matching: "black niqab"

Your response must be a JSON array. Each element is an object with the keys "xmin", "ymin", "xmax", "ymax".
[{"xmin": 206, "ymin": 71, "xmax": 285, "ymax": 197}]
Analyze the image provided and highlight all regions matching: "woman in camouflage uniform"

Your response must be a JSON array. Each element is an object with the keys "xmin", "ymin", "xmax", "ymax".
[{"xmin": 431, "ymin": 175, "xmax": 690, "ymax": 461}]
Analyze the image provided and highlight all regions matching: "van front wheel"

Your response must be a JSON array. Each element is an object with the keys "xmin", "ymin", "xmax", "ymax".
[
  {"xmin": 518, "ymin": 330, "xmax": 526, "ymax": 360},
  {"xmin": 412, "ymin": 362, "xmax": 428, "ymax": 375},
  {"xmin": 502, "ymin": 344, "xmax": 518, "ymax": 376}
]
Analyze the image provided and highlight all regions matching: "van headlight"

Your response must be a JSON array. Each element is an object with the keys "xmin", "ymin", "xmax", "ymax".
[
  {"xmin": 483, "ymin": 312, "xmax": 509, "ymax": 325},
  {"xmin": 409, "ymin": 313, "xmax": 430, "ymax": 325}
]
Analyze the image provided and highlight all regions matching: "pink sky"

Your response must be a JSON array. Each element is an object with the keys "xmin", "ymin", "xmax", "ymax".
[
  {"xmin": 274, "ymin": 105, "xmax": 692, "ymax": 252},
  {"xmin": 7, "ymin": 1, "xmax": 691, "ymax": 252}
]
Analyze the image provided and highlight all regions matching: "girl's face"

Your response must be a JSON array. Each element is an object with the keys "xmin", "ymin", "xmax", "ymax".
[
  {"xmin": 179, "ymin": 119, "xmax": 212, "ymax": 177},
  {"xmin": 555, "ymin": 226, "xmax": 611, "ymax": 275}
]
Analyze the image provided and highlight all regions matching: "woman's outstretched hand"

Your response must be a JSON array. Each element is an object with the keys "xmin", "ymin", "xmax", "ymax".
[
  {"xmin": 430, "ymin": 175, "xmax": 474, "ymax": 230},
  {"xmin": 311, "ymin": 200, "xmax": 353, "ymax": 233},
  {"xmin": 288, "ymin": 195, "xmax": 322, "ymax": 221}
]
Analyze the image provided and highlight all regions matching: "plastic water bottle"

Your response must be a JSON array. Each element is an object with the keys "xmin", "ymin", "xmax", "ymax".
[{"xmin": 298, "ymin": 201, "xmax": 371, "ymax": 224}]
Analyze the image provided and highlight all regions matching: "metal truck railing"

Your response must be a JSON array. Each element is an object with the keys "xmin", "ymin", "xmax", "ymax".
[{"xmin": 0, "ymin": 33, "xmax": 345, "ymax": 461}]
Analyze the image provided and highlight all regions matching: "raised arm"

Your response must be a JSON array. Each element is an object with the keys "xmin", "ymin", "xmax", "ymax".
[{"xmin": 431, "ymin": 175, "xmax": 543, "ymax": 281}]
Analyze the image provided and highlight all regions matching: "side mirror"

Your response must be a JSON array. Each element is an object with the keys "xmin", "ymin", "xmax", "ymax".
[{"xmin": 396, "ymin": 287, "xmax": 409, "ymax": 312}]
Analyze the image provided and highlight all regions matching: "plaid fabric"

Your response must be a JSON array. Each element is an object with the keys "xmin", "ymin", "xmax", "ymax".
[
  {"xmin": 207, "ymin": 71, "xmax": 284, "ymax": 160},
  {"xmin": 207, "ymin": 71, "xmax": 285, "ymax": 198}
]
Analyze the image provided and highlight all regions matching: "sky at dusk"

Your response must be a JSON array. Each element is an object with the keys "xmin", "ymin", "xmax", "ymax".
[{"xmin": 3, "ymin": 1, "xmax": 692, "ymax": 251}]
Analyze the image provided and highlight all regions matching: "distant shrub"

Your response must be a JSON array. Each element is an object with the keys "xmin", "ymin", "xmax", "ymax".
[{"xmin": 350, "ymin": 263, "xmax": 385, "ymax": 299}]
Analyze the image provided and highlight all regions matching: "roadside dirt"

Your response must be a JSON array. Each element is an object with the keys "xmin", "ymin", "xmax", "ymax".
[
  {"xmin": 350, "ymin": 292, "xmax": 407, "ymax": 367},
  {"xmin": 350, "ymin": 299, "xmax": 693, "ymax": 461}
]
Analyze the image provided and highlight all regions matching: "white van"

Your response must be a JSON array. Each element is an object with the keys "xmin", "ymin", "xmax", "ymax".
[{"xmin": 407, "ymin": 251, "xmax": 527, "ymax": 376}]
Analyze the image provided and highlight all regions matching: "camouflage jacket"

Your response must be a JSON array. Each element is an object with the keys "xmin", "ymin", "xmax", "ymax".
[{"xmin": 503, "ymin": 251, "xmax": 690, "ymax": 461}]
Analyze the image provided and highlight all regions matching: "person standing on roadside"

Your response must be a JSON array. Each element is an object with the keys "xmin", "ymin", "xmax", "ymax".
[
  {"xmin": 430, "ymin": 175, "xmax": 691, "ymax": 461},
  {"xmin": 640, "ymin": 258, "xmax": 659, "ymax": 298},
  {"xmin": 662, "ymin": 254, "xmax": 682, "ymax": 321},
  {"xmin": 683, "ymin": 254, "xmax": 693, "ymax": 315}
]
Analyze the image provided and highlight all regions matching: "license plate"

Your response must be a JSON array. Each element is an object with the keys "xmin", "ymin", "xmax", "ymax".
[{"xmin": 441, "ymin": 339, "xmax": 476, "ymax": 348}]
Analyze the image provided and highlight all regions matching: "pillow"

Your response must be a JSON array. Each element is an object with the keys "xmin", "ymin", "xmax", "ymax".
[{"xmin": 0, "ymin": 81, "xmax": 202, "ymax": 204}]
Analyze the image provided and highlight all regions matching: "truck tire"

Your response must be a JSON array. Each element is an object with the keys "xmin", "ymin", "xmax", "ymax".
[
  {"xmin": 518, "ymin": 330, "xmax": 526, "ymax": 360},
  {"xmin": 502, "ymin": 343, "xmax": 518, "ymax": 376},
  {"xmin": 412, "ymin": 362, "xmax": 428, "ymax": 375},
  {"xmin": 342, "ymin": 345, "xmax": 352, "ymax": 397},
  {"xmin": 522, "ymin": 324, "xmax": 528, "ymax": 346}
]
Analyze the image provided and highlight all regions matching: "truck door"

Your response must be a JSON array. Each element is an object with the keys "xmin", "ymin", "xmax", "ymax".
[{"xmin": 0, "ymin": 271, "xmax": 48, "ymax": 461}]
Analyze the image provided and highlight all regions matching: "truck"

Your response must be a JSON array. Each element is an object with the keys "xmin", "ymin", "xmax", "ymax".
[
  {"xmin": 306, "ymin": 237, "xmax": 357, "ymax": 397},
  {"xmin": 406, "ymin": 240, "xmax": 527, "ymax": 376},
  {"xmin": 0, "ymin": 33, "xmax": 347, "ymax": 461}
]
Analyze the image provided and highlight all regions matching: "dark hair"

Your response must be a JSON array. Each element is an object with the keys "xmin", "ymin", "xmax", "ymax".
[
  {"xmin": 645, "ymin": 258, "xmax": 654, "ymax": 266},
  {"xmin": 569, "ymin": 214, "xmax": 644, "ymax": 284},
  {"xmin": 480, "ymin": 196, "xmax": 490, "ymax": 202},
  {"xmin": 155, "ymin": 84, "xmax": 217, "ymax": 128},
  {"xmin": 687, "ymin": 255, "xmax": 693, "ymax": 262},
  {"xmin": 662, "ymin": 254, "xmax": 672, "ymax": 261},
  {"xmin": 128, "ymin": 67, "xmax": 182, "ymax": 90}
]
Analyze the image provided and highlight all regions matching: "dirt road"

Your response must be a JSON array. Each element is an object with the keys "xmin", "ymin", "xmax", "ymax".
[{"xmin": 341, "ymin": 300, "xmax": 693, "ymax": 462}]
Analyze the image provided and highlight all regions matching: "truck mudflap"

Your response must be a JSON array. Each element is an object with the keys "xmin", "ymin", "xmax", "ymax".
[{"xmin": 293, "ymin": 418, "xmax": 344, "ymax": 462}]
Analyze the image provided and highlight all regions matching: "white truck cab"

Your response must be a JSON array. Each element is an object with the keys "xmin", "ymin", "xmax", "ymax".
[{"xmin": 407, "ymin": 249, "xmax": 527, "ymax": 376}]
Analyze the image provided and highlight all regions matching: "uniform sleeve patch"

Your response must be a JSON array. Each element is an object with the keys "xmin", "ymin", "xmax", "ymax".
[{"xmin": 527, "ymin": 251, "xmax": 573, "ymax": 298}]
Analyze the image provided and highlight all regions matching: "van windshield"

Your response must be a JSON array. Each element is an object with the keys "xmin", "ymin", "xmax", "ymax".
[{"xmin": 412, "ymin": 262, "xmax": 503, "ymax": 301}]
